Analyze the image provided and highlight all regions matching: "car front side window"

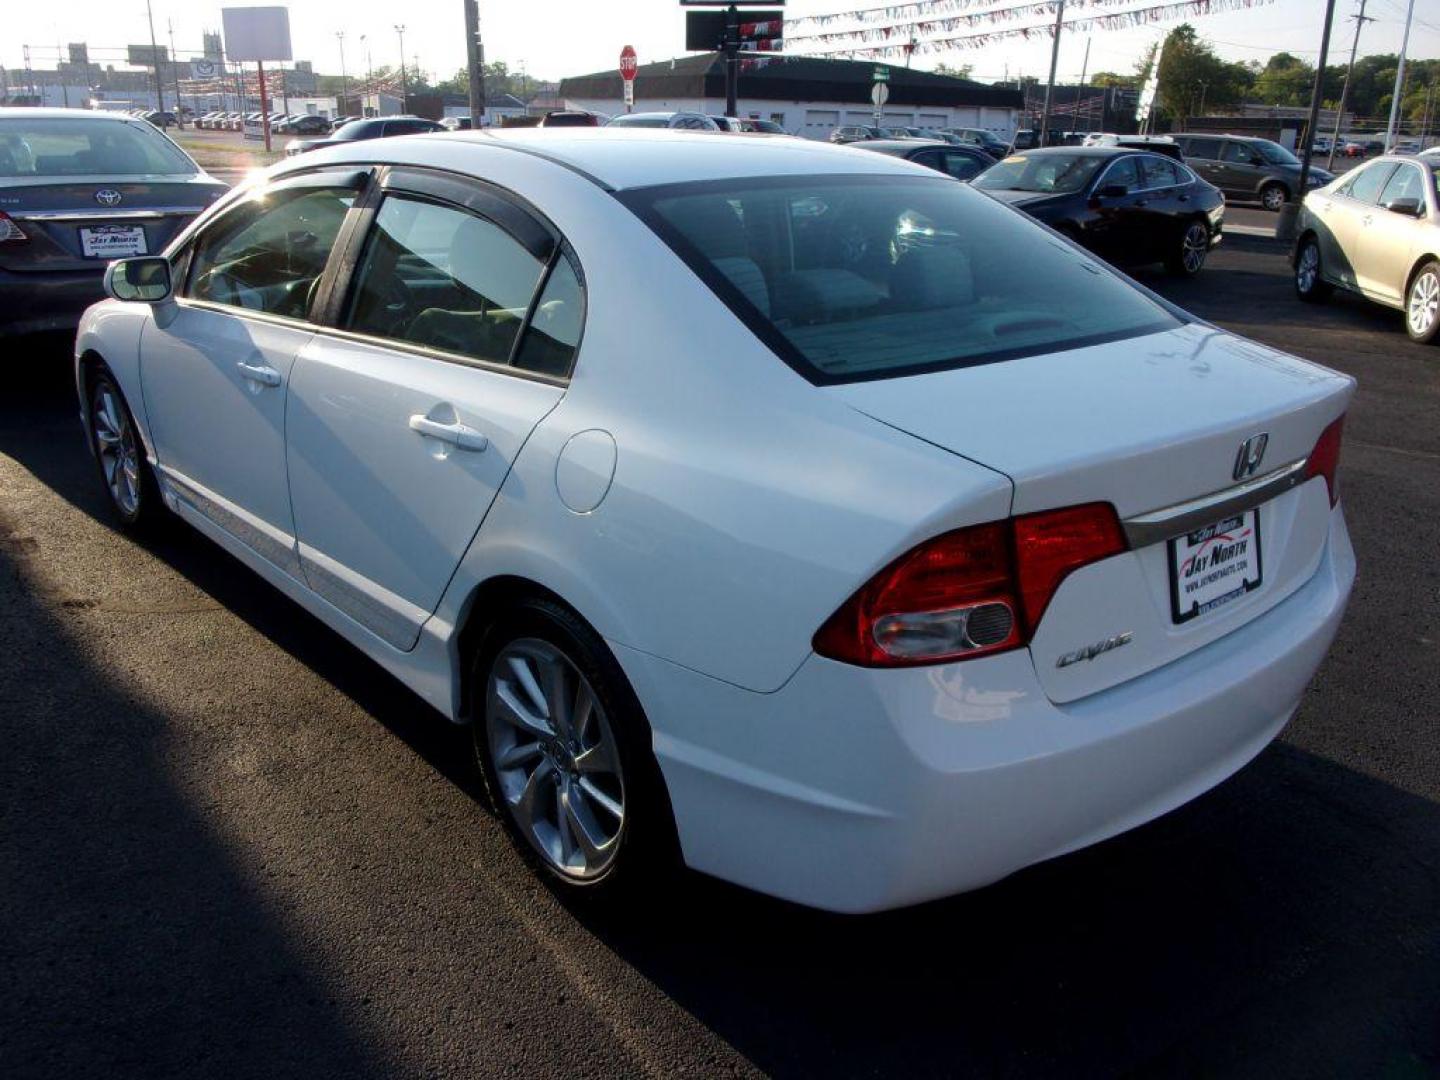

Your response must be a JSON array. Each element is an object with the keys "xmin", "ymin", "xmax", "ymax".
[
  {"xmin": 1377, "ymin": 164, "xmax": 1426, "ymax": 209},
  {"xmin": 185, "ymin": 184, "xmax": 356, "ymax": 319},
  {"xmin": 1339, "ymin": 162, "xmax": 1399, "ymax": 205}
]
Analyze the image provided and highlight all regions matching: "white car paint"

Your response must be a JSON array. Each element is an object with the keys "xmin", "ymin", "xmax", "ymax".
[{"xmin": 75, "ymin": 129, "xmax": 1355, "ymax": 912}]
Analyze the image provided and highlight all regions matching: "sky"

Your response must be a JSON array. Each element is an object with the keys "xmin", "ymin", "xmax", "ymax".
[{"xmin": 4, "ymin": 0, "xmax": 1438, "ymax": 90}]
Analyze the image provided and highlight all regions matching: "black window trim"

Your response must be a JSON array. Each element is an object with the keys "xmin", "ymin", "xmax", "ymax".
[
  {"xmin": 616, "ymin": 172, "xmax": 1184, "ymax": 388},
  {"xmin": 307, "ymin": 163, "xmax": 584, "ymax": 386}
]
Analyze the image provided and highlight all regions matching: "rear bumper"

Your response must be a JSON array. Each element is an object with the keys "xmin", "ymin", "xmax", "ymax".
[
  {"xmin": 0, "ymin": 265, "xmax": 105, "ymax": 338},
  {"xmin": 618, "ymin": 505, "xmax": 1354, "ymax": 913}
]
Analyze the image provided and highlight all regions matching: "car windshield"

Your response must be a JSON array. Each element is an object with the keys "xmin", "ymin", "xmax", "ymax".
[
  {"xmin": 623, "ymin": 175, "xmax": 1179, "ymax": 383},
  {"xmin": 1254, "ymin": 139, "xmax": 1300, "ymax": 166},
  {"xmin": 971, "ymin": 152, "xmax": 1106, "ymax": 194},
  {"xmin": 0, "ymin": 116, "xmax": 197, "ymax": 177}
]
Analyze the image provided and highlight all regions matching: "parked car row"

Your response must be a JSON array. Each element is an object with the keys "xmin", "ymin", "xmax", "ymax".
[
  {"xmin": 829, "ymin": 125, "xmax": 1010, "ymax": 158},
  {"xmin": 194, "ymin": 111, "xmax": 334, "ymax": 134}
]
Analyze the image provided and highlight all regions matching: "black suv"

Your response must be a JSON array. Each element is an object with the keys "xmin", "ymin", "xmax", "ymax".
[{"xmin": 1172, "ymin": 133, "xmax": 1334, "ymax": 211}]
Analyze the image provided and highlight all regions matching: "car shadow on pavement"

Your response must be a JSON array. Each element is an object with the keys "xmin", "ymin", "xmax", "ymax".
[{"xmin": 0, "ymin": 536, "xmax": 397, "ymax": 1079}]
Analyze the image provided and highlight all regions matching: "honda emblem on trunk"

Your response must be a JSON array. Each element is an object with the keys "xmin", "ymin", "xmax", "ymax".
[
  {"xmin": 1233, "ymin": 433, "xmax": 1269, "ymax": 480},
  {"xmin": 94, "ymin": 189, "xmax": 122, "ymax": 207}
]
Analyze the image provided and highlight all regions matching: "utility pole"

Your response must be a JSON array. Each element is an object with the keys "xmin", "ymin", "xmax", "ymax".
[
  {"xmin": 395, "ymin": 24, "xmax": 407, "ymax": 112},
  {"xmin": 464, "ymin": 0, "xmax": 485, "ymax": 126},
  {"xmin": 337, "ymin": 31, "xmax": 349, "ymax": 115},
  {"xmin": 361, "ymin": 34, "xmax": 372, "ymax": 115},
  {"xmin": 1196, "ymin": 80, "xmax": 1207, "ymax": 120},
  {"xmin": 724, "ymin": 3, "xmax": 739, "ymax": 119},
  {"xmin": 1327, "ymin": 0, "xmax": 1374, "ymax": 170},
  {"xmin": 145, "ymin": 0, "xmax": 165, "ymax": 116},
  {"xmin": 1384, "ymin": 0, "xmax": 1415, "ymax": 152},
  {"xmin": 1279, "ymin": 0, "xmax": 1336, "ymax": 242},
  {"xmin": 168, "ymin": 20, "xmax": 184, "ymax": 127},
  {"xmin": 1038, "ymin": 0, "xmax": 1065, "ymax": 147},
  {"xmin": 1077, "ymin": 37, "xmax": 1091, "ymax": 132}
]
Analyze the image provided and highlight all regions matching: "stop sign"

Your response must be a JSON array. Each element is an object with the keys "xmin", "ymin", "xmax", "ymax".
[{"xmin": 619, "ymin": 45, "xmax": 638, "ymax": 82}]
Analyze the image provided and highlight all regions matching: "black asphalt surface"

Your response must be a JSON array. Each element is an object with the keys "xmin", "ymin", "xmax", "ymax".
[{"xmin": 2, "ymin": 237, "xmax": 1438, "ymax": 1078}]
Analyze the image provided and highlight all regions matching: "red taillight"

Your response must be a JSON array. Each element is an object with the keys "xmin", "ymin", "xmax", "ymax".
[
  {"xmin": 813, "ymin": 503, "xmax": 1126, "ymax": 667},
  {"xmin": 1304, "ymin": 414, "xmax": 1344, "ymax": 506},
  {"xmin": 0, "ymin": 211, "xmax": 26, "ymax": 243}
]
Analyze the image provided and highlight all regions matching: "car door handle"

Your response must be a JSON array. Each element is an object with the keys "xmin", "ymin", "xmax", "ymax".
[
  {"xmin": 1178, "ymin": 193, "xmax": 1190, "ymax": 202},
  {"xmin": 408, "ymin": 414, "xmax": 489, "ymax": 452},
  {"xmin": 235, "ymin": 361, "xmax": 282, "ymax": 387}
]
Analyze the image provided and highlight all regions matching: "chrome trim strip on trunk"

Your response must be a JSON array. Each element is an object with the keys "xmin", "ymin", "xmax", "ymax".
[
  {"xmin": 1122, "ymin": 458, "xmax": 1309, "ymax": 548},
  {"xmin": 11, "ymin": 208, "xmax": 203, "ymax": 222}
]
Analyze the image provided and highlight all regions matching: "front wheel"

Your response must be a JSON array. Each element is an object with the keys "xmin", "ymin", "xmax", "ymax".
[
  {"xmin": 1166, "ymin": 221, "xmax": 1210, "ymax": 276},
  {"xmin": 1260, "ymin": 183, "xmax": 1288, "ymax": 212},
  {"xmin": 1294, "ymin": 237, "xmax": 1333, "ymax": 303},
  {"xmin": 87, "ymin": 368, "xmax": 162, "ymax": 530},
  {"xmin": 1407, "ymin": 261, "xmax": 1440, "ymax": 344},
  {"xmin": 472, "ymin": 599, "xmax": 678, "ymax": 897}
]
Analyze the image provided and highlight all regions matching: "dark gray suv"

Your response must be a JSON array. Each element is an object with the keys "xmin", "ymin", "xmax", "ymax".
[{"xmin": 1173, "ymin": 133, "xmax": 1334, "ymax": 211}]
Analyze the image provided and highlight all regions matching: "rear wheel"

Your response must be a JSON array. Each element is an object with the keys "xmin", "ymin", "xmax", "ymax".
[
  {"xmin": 1260, "ymin": 183, "xmax": 1288, "ymax": 212},
  {"xmin": 1294, "ymin": 237, "xmax": 1334, "ymax": 303},
  {"xmin": 472, "ymin": 598, "xmax": 677, "ymax": 897},
  {"xmin": 87, "ymin": 368, "xmax": 162, "ymax": 531},
  {"xmin": 1166, "ymin": 220, "xmax": 1210, "ymax": 276},
  {"xmin": 1406, "ymin": 261, "xmax": 1440, "ymax": 344}
]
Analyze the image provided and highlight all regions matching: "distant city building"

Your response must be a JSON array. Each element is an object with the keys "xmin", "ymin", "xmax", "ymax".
[{"xmin": 559, "ymin": 53, "xmax": 1022, "ymax": 138}]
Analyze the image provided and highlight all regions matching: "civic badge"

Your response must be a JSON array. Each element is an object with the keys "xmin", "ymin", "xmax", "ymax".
[
  {"xmin": 94, "ymin": 189, "xmax": 123, "ymax": 207},
  {"xmin": 1232, "ymin": 433, "xmax": 1268, "ymax": 481}
]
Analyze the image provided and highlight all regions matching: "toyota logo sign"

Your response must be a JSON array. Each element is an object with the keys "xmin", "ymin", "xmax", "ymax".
[{"xmin": 94, "ymin": 189, "xmax": 123, "ymax": 207}]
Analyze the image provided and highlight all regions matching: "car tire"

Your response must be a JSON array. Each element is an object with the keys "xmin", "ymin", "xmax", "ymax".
[
  {"xmin": 1166, "ymin": 220, "xmax": 1210, "ymax": 276},
  {"xmin": 1406, "ymin": 261, "xmax": 1440, "ymax": 344},
  {"xmin": 1260, "ymin": 183, "xmax": 1288, "ymax": 212},
  {"xmin": 86, "ymin": 366, "xmax": 164, "ymax": 532},
  {"xmin": 471, "ymin": 597, "xmax": 679, "ymax": 899},
  {"xmin": 1294, "ymin": 237, "xmax": 1333, "ymax": 303}
]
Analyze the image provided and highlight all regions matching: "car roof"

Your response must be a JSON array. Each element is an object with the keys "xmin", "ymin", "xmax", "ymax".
[
  {"xmin": 0, "ymin": 107, "xmax": 142, "ymax": 122},
  {"xmin": 361, "ymin": 127, "xmax": 915, "ymax": 189},
  {"xmin": 859, "ymin": 139, "xmax": 962, "ymax": 153},
  {"xmin": 1000, "ymin": 145, "xmax": 1150, "ymax": 158}
]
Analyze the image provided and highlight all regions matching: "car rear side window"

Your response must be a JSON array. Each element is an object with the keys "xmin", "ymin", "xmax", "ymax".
[
  {"xmin": 1184, "ymin": 138, "xmax": 1221, "ymax": 160},
  {"xmin": 0, "ymin": 117, "xmax": 196, "ymax": 177},
  {"xmin": 186, "ymin": 186, "xmax": 355, "ymax": 318},
  {"xmin": 623, "ymin": 175, "xmax": 1180, "ymax": 384},
  {"xmin": 939, "ymin": 150, "xmax": 987, "ymax": 181},
  {"xmin": 342, "ymin": 194, "xmax": 548, "ymax": 369}
]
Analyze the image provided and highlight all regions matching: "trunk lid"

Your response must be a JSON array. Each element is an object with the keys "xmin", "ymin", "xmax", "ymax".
[
  {"xmin": 0, "ymin": 176, "xmax": 226, "ymax": 273},
  {"xmin": 829, "ymin": 322, "xmax": 1353, "ymax": 702}
]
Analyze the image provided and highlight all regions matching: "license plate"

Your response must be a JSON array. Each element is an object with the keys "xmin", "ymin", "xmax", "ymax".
[
  {"xmin": 1168, "ymin": 509, "xmax": 1263, "ymax": 624},
  {"xmin": 80, "ymin": 225, "xmax": 147, "ymax": 258}
]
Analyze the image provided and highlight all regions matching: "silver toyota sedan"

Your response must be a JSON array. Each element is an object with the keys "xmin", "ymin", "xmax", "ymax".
[
  {"xmin": 1294, "ymin": 153, "xmax": 1440, "ymax": 343},
  {"xmin": 0, "ymin": 108, "xmax": 227, "ymax": 340}
]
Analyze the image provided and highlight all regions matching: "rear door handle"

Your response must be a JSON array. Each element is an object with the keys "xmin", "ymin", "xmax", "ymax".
[
  {"xmin": 235, "ymin": 361, "xmax": 282, "ymax": 387},
  {"xmin": 409, "ymin": 414, "xmax": 489, "ymax": 452}
]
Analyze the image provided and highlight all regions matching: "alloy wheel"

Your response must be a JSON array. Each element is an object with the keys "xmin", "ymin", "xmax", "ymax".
[
  {"xmin": 1181, "ymin": 224, "xmax": 1209, "ymax": 274},
  {"xmin": 1261, "ymin": 185, "xmax": 1286, "ymax": 212},
  {"xmin": 91, "ymin": 382, "xmax": 142, "ymax": 517},
  {"xmin": 485, "ymin": 638, "xmax": 626, "ymax": 881},
  {"xmin": 1409, "ymin": 270, "xmax": 1439, "ymax": 339},
  {"xmin": 1297, "ymin": 242, "xmax": 1320, "ymax": 293}
]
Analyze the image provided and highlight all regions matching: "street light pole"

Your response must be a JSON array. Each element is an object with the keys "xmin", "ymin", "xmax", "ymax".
[
  {"xmin": 145, "ymin": 0, "xmax": 165, "ymax": 116},
  {"xmin": 361, "ymin": 34, "xmax": 372, "ymax": 116},
  {"xmin": 337, "ymin": 31, "xmax": 349, "ymax": 115},
  {"xmin": 1384, "ymin": 0, "xmax": 1415, "ymax": 152},
  {"xmin": 1038, "ymin": 0, "xmax": 1065, "ymax": 147},
  {"xmin": 395, "ymin": 24, "xmax": 407, "ymax": 112},
  {"xmin": 1278, "ymin": 0, "xmax": 1337, "ymax": 242}
]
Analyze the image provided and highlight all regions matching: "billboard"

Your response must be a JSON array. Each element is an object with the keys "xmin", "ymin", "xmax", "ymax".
[
  {"xmin": 221, "ymin": 6, "xmax": 293, "ymax": 63},
  {"xmin": 685, "ymin": 10, "xmax": 783, "ymax": 52}
]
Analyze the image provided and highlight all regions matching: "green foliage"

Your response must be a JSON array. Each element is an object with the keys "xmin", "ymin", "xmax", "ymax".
[{"xmin": 1154, "ymin": 23, "xmax": 1253, "ymax": 123}]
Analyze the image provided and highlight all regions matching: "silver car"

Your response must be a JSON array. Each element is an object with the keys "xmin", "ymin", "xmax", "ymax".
[
  {"xmin": 1294, "ymin": 154, "xmax": 1440, "ymax": 343},
  {"xmin": 0, "ymin": 108, "xmax": 227, "ymax": 340}
]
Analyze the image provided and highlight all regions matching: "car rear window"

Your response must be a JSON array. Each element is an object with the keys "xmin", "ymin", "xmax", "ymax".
[
  {"xmin": 622, "ymin": 175, "xmax": 1180, "ymax": 384},
  {"xmin": 0, "ymin": 116, "xmax": 197, "ymax": 177}
]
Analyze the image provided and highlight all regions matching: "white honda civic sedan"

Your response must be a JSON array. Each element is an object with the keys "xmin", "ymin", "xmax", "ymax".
[{"xmin": 75, "ymin": 129, "xmax": 1355, "ymax": 913}]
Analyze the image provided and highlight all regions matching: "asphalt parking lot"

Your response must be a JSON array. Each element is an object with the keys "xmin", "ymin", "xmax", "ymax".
[{"xmin": 2, "ymin": 235, "xmax": 1437, "ymax": 1078}]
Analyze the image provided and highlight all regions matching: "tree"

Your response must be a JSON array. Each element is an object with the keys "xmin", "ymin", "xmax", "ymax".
[
  {"xmin": 932, "ymin": 62, "xmax": 974, "ymax": 80},
  {"xmin": 1251, "ymin": 52, "xmax": 1315, "ymax": 108},
  {"xmin": 1154, "ymin": 24, "xmax": 1249, "ymax": 123},
  {"xmin": 1090, "ymin": 71, "xmax": 1139, "ymax": 89}
]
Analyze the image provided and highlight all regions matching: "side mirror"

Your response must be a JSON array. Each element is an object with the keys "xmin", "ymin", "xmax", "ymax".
[
  {"xmin": 1383, "ymin": 197, "xmax": 1422, "ymax": 217},
  {"xmin": 103, "ymin": 256, "xmax": 172, "ymax": 303},
  {"xmin": 1095, "ymin": 183, "xmax": 1128, "ymax": 199}
]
